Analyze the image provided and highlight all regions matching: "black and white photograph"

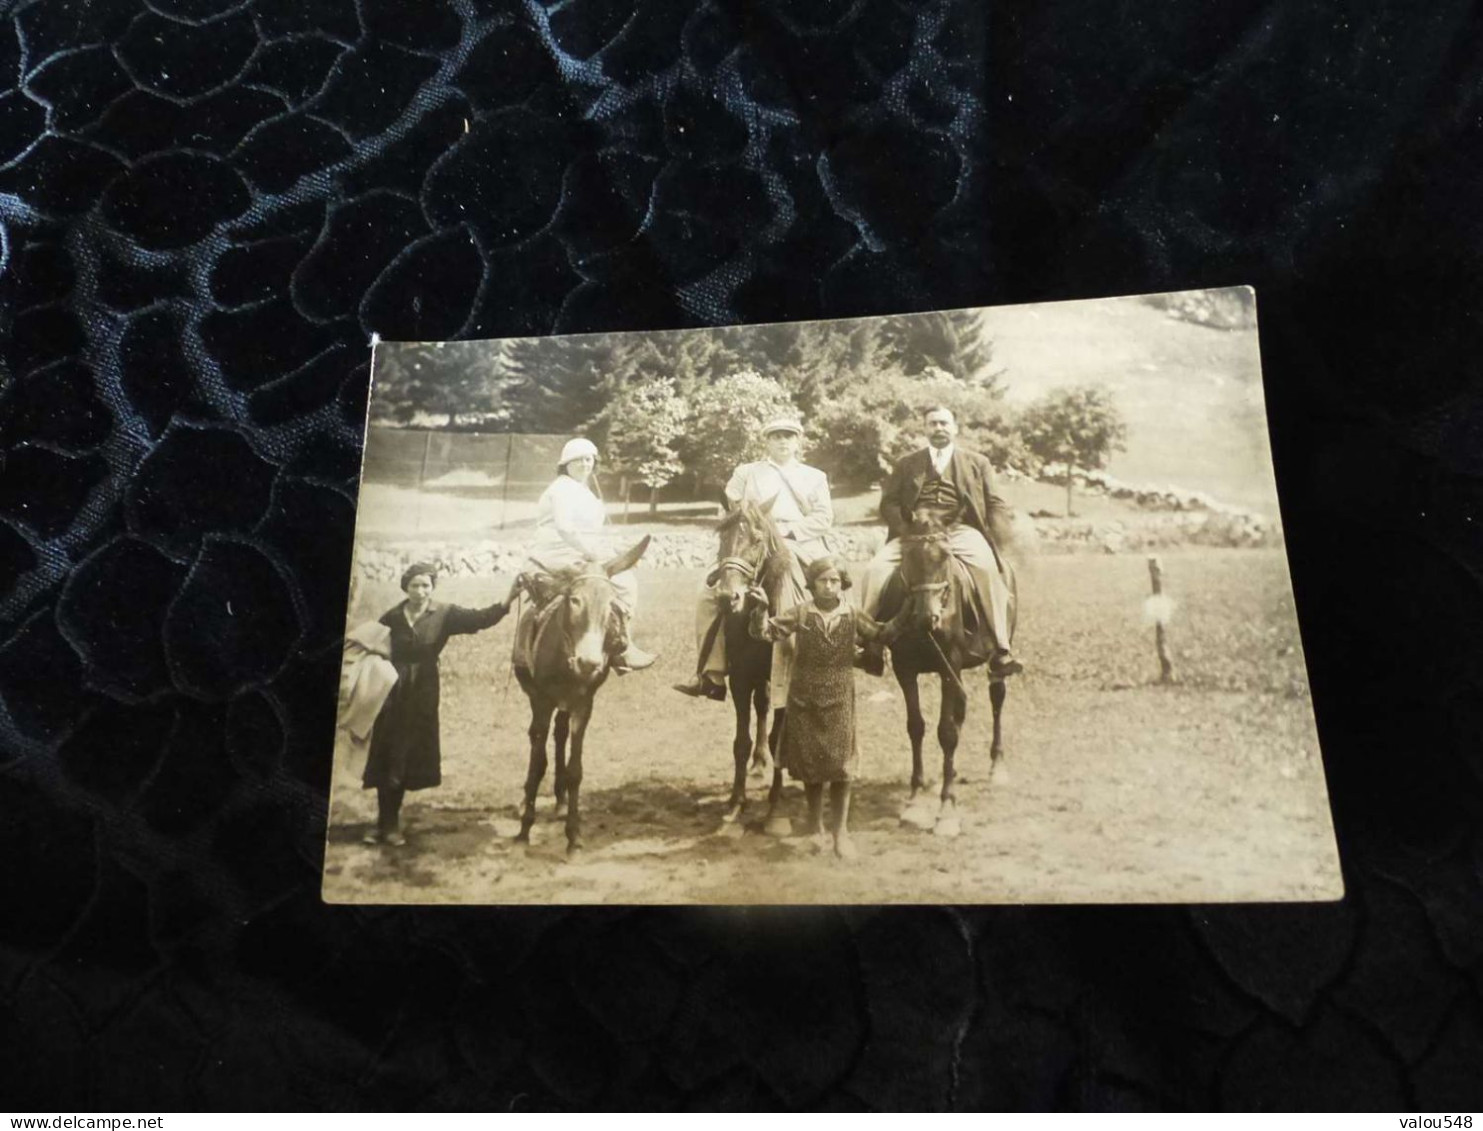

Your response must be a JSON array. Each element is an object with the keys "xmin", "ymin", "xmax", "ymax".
[
  {"xmin": 11, "ymin": 0, "xmax": 1483, "ymax": 1110},
  {"xmin": 323, "ymin": 287, "xmax": 1341, "ymax": 905}
]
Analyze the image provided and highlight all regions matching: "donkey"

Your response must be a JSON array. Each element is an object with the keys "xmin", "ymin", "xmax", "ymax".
[
  {"xmin": 513, "ymin": 536, "xmax": 651, "ymax": 853},
  {"xmin": 887, "ymin": 511, "xmax": 1017, "ymax": 836}
]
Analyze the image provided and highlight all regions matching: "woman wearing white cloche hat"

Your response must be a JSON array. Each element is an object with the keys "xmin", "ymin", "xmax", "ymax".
[{"xmin": 521, "ymin": 437, "xmax": 655, "ymax": 673}]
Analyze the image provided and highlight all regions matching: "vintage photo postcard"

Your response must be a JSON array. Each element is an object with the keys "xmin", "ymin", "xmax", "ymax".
[{"xmin": 323, "ymin": 287, "xmax": 1343, "ymax": 904}]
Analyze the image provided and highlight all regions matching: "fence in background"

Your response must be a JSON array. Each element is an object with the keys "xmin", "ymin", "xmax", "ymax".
[{"xmin": 361, "ymin": 429, "xmax": 567, "ymax": 529}]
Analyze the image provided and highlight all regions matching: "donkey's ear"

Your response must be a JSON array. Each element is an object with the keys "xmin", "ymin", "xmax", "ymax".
[
  {"xmin": 604, "ymin": 535, "xmax": 651, "ymax": 577},
  {"xmin": 759, "ymin": 492, "xmax": 779, "ymax": 515}
]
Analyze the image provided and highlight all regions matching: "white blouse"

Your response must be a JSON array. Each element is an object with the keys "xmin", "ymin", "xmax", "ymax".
[{"xmin": 532, "ymin": 475, "xmax": 607, "ymax": 559}]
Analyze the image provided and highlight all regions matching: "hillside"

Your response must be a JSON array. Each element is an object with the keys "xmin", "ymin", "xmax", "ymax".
[{"xmin": 985, "ymin": 292, "xmax": 1279, "ymax": 514}]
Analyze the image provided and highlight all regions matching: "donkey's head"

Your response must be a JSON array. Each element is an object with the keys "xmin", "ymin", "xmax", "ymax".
[{"xmin": 557, "ymin": 536, "xmax": 651, "ymax": 680}]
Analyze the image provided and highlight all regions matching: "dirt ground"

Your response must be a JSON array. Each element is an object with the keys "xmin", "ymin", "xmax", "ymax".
[{"xmin": 322, "ymin": 548, "xmax": 1342, "ymax": 905}]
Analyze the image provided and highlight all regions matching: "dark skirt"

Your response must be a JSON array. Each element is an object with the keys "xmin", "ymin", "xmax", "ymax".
[
  {"xmin": 363, "ymin": 660, "xmax": 442, "ymax": 791},
  {"xmin": 361, "ymin": 600, "xmax": 508, "ymax": 792}
]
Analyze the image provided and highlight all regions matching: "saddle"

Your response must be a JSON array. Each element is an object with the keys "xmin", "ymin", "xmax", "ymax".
[{"xmin": 510, "ymin": 570, "xmax": 571, "ymax": 673}]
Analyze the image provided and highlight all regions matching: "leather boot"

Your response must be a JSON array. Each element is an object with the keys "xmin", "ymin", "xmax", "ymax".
[
  {"xmin": 610, "ymin": 608, "xmax": 657, "ymax": 674},
  {"xmin": 673, "ymin": 674, "xmax": 726, "ymax": 701},
  {"xmin": 613, "ymin": 645, "xmax": 657, "ymax": 673},
  {"xmin": 988, "ymin": 648, "xmax": 1024, "ymax": 678}
]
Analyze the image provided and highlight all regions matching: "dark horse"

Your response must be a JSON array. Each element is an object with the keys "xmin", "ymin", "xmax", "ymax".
[
  {"xmin": 707, "ymin": 497, "xmax": 794, "ymax": 828},
  {"xmin": 513, "ymin": 535, "xmax": 651, "ymax": 853},
  {"xmin": 886, "ymin": 511, "xmax": 1017, "ymax": 837}
]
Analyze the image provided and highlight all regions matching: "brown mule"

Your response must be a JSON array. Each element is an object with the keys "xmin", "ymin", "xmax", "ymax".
[{"xmin": 513, "ymin": 536, "xmax": 652, "ymax": 854}]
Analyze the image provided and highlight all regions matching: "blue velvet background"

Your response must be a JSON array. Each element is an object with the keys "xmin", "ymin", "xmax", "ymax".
[{"xmin": 2, "ymin": 0, "xmax": 1482, "ymax": 1110}]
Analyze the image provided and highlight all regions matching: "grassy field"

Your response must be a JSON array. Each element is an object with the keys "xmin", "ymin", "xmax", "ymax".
[{"xmin": 323, "ymin": 548, "xmax": 1340, "ymax": 904}]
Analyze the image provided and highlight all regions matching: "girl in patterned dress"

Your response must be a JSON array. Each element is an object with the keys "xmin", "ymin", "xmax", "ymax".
[{"xmin": 748, "ymin": 556, "xmax": 905, "ymax": 858}]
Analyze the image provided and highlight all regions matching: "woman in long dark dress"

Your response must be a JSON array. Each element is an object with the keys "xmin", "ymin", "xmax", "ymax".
[
  {"xmin": 363, "ymin": 562, "xmax": 515, "ymax": 846},
  {"xmin": 749, "ymin": 556, "xmax": 905, "ymax": 858}
]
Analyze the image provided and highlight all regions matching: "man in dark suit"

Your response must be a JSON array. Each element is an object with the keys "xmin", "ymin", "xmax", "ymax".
[{"xmin": 860, "ymin": 405, "xmax": 1022, "ymax": 677}]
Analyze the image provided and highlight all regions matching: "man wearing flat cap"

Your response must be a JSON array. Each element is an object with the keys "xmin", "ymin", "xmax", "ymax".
[
  {"xmin": 860, "ymin": 404, "xmax": 1022, "ymax": 678},
  {"xmin": 675, "ymin": 416, "xmax": 834, "ymax": 700}
]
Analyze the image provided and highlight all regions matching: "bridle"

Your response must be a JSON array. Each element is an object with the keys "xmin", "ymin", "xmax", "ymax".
[
  {"xmin": 896, "ymin": 529, "xmax": 967, "ymax": 694},
  {"xmin": 719, "ymin": 552, "xmax": 763, "ymax": 580},
  {"xmin": 715, "ymin": 518, "xmax": 774, "ymax": 592},
  {"xmin": 897, "ymin": 530, "xmax": 952, "ymax": 598},
  {"xmin": 534, "ymin": 567, "xmax": 621, "ymax": 674}
]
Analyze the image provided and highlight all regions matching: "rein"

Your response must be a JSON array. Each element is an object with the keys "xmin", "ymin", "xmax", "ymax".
[
  {"xmin": 713, "ymin": 506, "xmax": 788, "ymax": 616},
  {"xmin": 531, "ymin": 569, "xmax": 621, "ymax": 679},
  {"xmin": 923, "ymin": 629, "xmax": 967, "ymax": 695},
  {"xmin": 715, "ymin": 526, "xmax": 782, "ymax": 603},
  {"xmin": 898, "ymin": 528, "xmax": 967, "ymax": 694}
]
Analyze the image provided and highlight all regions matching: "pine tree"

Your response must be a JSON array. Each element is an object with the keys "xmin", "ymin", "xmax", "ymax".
[
  {"xmin": 370, "ymin": 340, "xmax": 501, "ymax": 426},
  {"xmin": 942, "ymin": 308, "xmax": 1000, "ymax": 390},
  {"xmin": 499, "ymin": 333, "xmax": 617, "ymax": 432},
  {"xmin": 870, "ymin": 309, "xmax": 1000, "ymax": 391}
]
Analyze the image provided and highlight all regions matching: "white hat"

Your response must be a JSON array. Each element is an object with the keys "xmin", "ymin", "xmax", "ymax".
[
  {"xmin": 760, "ymin": 416, "xmax": 803, "ymax": 437},
  {"xmin": 558, "ymin": 437, "xmax": 599, "ymax": 466}
]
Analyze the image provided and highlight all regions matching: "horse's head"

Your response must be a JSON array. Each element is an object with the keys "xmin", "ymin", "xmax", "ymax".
[
  {"xmin": 711, "ymin": 495, "xmax": 782, "ymax": 614},
  {"xmin": 898, "ymin": 509, "xmax": 956, "ymax": 633},
  {"xmin": 552, "ymin": 536, "xmax": 651, "ymax": 680}
]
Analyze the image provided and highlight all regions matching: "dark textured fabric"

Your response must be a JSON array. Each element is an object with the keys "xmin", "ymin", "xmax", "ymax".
[{"xmin": 2, "ymin": 0, "xmax": 1482, "ymax": 1112}]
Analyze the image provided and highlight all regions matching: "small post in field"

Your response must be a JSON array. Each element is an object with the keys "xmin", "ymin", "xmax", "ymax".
[{"xmin": 1147, "ymin": 555, "xmax": 1175, "ymax": 683}]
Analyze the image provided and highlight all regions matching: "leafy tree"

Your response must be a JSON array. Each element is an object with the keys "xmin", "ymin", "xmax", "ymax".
[
  {"xmin": 371, "ymin": 340, "xmax": 504, "ymax": 426},
  {"xmin": 593, "ymin": 376, "xmax": 688, "ymax": 518},
  {"xmin": 1019, "ymin": 384, "xmax": 1129, "ymax": 516},
  {"xmin": 679, "ymin": 370, "xmax": 797, "ymax": 493},
  {"xmin": 808, "ymin": 368, "xmax": 1023, "ymax": 488},
  {"xmin": 706, "ymin": 317, "xmax": 877, "ymax": 415}
]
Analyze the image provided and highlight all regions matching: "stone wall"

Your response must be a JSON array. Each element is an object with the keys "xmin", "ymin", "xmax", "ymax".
[
  {"xmin": 1037, "ymin": 468, "xmax": 1267, "ymax": 515},
  {"xmin": 1029, "ymin": 509, "xmax": 1282, "ymax": 555},
  {"xmin": 352, "ymin": 512, "xmax": 1280, "ymax": 581}
]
